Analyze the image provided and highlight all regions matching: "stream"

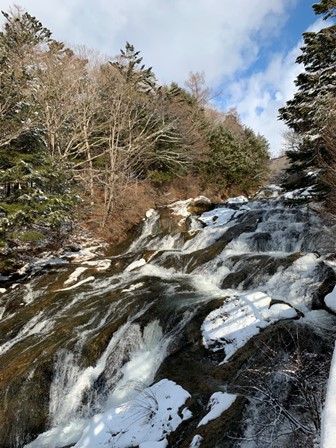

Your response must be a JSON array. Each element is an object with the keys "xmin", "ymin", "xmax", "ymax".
[{"xmin": 1, "ymin": 187, "xmax": 336, "ymax": 448}]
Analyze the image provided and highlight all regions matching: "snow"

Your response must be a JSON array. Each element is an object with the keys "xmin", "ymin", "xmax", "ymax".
[
  {"xmin": 201, "ymin": 291, "xmax": 297, "ymax": 362},
  {"xmin": 324, "ymin": 286, "xmax": 336, "ymax": 313},
  {"xmin": 199, "ymin": 207, "xmax": 236, "ymax": 227},
  {"xmin": 189, "ymin": 435, "xmax": 204, "ymax": 447},
  {"xmin": 67, "ymin": 247, "xmax": 102, "ymax": 262},
  {"xmin": 225, "ymin": 196, "xmax": 248, "ymax": 204},
  {"xmin": 169, "ymin": 196, "xmax": 211, "ymax": 217},
  {"xmin": 125, "ymin": 258, "xmax": 147, "ymax": 272},
  {"xmin": 73, "ymin": 379, "xmax": 191, "ymax": 448},
  {"xmin": 146, "ymin": 208, "xmax": 156, "ymax": 218},
  {"xmin": 56, "ymin": 276, "xmax": 95, "ymax": 292},
  {"xmin": 198, "ymin": 392, "xmax": 237, "ymax": 427},
  {"xmin": 281, "ymin": 186, "xmax": 315, "ymax": 200},
  {"xmin": 82, "ymin": 259, "xmax": 111, "ymax": 271},
  {"xmin": 0, "ymin": 288, "xmax": 6, "ymax": 294},
  {"xmin": 122, "ymin": 282, "xmax": 145, "ymax": 292},
  {"xmin": 321, "ymin": 342, "xmax": 336, "ymax": 448},
  {"xmin": 64, "ymin": 267, "xmax": 88, "ymax": 286}
]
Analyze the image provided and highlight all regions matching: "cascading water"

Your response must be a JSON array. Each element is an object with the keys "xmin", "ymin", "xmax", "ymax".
[{"xmin": 0, "ymin": 188, "xmax": 336, "ymax": 448}]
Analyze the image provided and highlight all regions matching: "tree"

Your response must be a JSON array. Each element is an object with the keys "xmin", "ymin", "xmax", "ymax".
[
  {"xmin": 313, "ymin": 0, "xmax": 336, "ymax": 19},
  {"xmin": 279, "ymin": 1, "xmax": 336, "ymax": 193},
  {"xmin": 203, "ymin": 113, "xmax": 269, "ymax": 193},
  {"xmin": 0, "ymin": 8, "xmax": 76, "ymax": 242},
  {"xmin": 184, "ymin": 71, "xmax": 212, "ymax": 107}
]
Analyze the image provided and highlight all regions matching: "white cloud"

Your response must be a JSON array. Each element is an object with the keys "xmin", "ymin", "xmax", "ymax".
[
  {"xmin": 2, "ymin": 0, "xmax": 322, "ymax": 157},
  {"xmin": 225, "ymin": 18, "xmax": 327, "ymax": 157},
  {"xmin": 1, "ymin": 0, "xmax": 296, "ymax": 85}
]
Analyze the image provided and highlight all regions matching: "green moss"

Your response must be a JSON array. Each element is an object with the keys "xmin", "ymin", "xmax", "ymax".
[{"xmin": 17, "ymin": 230, "xmax": 45, "ymax": 243}]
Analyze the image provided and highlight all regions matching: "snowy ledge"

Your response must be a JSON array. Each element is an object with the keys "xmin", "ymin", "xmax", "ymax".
[{"xmin": 201, "ymin": 291, "xmax": 297, "ymax": 362}]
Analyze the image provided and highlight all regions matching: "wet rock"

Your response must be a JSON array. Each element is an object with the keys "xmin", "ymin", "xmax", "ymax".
[
  {"xmin": 312, "ymin": 262, "xmax": 336, "ymax": 310},
  {"xmin": 185, "ymin": 212, "xmax": 263, "ymax": 273}
]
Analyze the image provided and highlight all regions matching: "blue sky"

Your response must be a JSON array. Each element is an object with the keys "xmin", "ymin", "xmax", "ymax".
[{"xmin": 0, "ymin": 0, "xmax": 327, "ymax": 156}]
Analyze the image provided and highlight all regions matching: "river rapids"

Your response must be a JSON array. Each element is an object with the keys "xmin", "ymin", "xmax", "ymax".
[{"xmin": 1, "ymin": 187, "xmax": 336, "ymax": 448}]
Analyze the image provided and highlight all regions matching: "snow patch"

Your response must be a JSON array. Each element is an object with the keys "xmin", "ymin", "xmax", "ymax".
[
  {"xmin": 201, "ymin": 291, "xmax": 297, "ymax": 362},
  {"xmin": 125, "ymin": 258, "xmax": 147, "ymax": 272},
  {"xmin": 73, "ymin": 379, "xmax": 191, "ymax": 448},
  {"xmin": 189, "ymin": 435, "xmax": 204, "ymax": 447},
  {"xmin": 198, "ymin": 392, "xmax": 237, "ymax": 427},
  {"xmin": 199, "ymin": 208, "xmax": 236, "ymax": 227},
  {"xmin": 324, "ymin": 286, "xmax": 336, "ymax": 313},
  {"xmin": 122, "ymin": 282, "xmax": 145, "ymax": 292},
  {"xmin": 56, "ymin": 277, "xmax": 95, "ymax": 292},
  {"xmin": 64, "ymin": 267, "xmax": 88, "ymax": 286},
  {"xmin": 82, "ymin": 259, "xmax": 111, "ymax": 271}
]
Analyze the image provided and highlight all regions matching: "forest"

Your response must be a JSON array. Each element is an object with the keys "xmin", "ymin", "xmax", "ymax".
[
  {"xmin": 0, "ymin": 6, "xmax": 269, "ymax": 251},
  {"xmin": 0, "ymin": 0, "xmax": 335, "ymax": 255}
]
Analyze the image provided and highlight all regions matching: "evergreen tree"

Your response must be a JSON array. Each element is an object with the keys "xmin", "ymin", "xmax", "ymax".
[
  {"xmin": 279, "ymin": 1, "xmax": 336, "ymax": 192},
  {"xmin": 0, "ymin": 9, "xmax": 76, "ymax": 242}
]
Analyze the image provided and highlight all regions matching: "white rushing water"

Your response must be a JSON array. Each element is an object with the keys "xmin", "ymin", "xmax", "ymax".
[{"xmin": 1, "ymin": 190, "xmax": 334, "ymax": 448}]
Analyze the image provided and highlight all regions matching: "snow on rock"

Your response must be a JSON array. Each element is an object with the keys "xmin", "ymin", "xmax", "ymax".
[
  {"xmin": 281, "ymin": 186, "xmax": 315, "ymax": 200},
  {"xmin": 263, "ymin": 303, "xmax": 298, "ymax": 321},
  {"xmin": 66, "ymin": 247, "xmax": 102, "ymax": 263},
  {"xmin": 64, "ymin": 267, "xmax": 88, "ymax": 286},
  {"xmin": 199, "ymin": 208, "xmax": 236, "ymax": 227},
  {"xmin": 169, "ymin": 197, "xmax": 211, "ymax": 218},
  {"xmin": 125, "ymin": 258, "xmax": 147, "ymax": 272},
  {"xmin": 324, "ymin": 286, "xmax": 336, "ymax": 313},
  {"xmin": 0, "ymin": 288, "xmax": 6, "ymax": 294},
  {"xmin": 122, "ymin": 282, "xmax": 145, "ymax": 293},
  {"xmin": 201, "ymin": 291, "xmax": 297, "ymax": 362},
  {"xmin": 321, "ymin": 342, "xmax": 336, "ymax": 448},
  {"xmin": 82, "ymin": 259, "xmax": 112, "ymax": 271},
  {"xmin": 197, "ymin": 392, "xmax": 237, "ymax": 427},
  {"xmin": 74, "ymin": 379, "xmax": 191, "ymax": 448},
  {"xmin": 56, "ymin": 276, "xmax": 95, "ymax": 292},
  {"xmin": 189, "ymin": 435, "xmax": 204, "ymax": 447},
  {"xmin": 146, "ymin": 208, "xmax": 156, "ymax": 218},
  {"xmin": 225, "ymin": 196, "xmax": 248, "ymax": 204}
]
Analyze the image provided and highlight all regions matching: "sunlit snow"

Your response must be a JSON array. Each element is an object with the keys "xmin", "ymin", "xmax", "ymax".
[{"xmin": 197, "ymin": 392, "xmax": 237, "ymax": 426}]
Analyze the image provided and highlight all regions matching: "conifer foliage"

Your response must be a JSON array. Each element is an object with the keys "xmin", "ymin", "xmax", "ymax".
[
  {"xmin": 0, "ymin": 7, "xmax": 270, "ymax": 247},
  {"xmin": 279, "ymin": 0, "xmax": 336, "ymax": 196}
]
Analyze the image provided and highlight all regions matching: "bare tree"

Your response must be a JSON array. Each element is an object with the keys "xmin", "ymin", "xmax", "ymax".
[
  {"xmin": 184, "ymin": 71, "xmax": 212, "ymax": 106},
  {"xmin": 230, "ymin": 326, "xmax": 331, "ymax": 447}
]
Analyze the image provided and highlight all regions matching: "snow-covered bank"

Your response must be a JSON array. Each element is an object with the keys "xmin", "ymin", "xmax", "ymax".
[
  {"xmin": 26, "ymin": 380, "xmax": 191, "ymax": 448},
  {"xmin": 201, "ymin": 291, "xmax": 297, "ymax": 362}
]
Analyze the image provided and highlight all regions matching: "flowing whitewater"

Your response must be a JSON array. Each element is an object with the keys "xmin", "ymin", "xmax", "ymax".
[{"xmin": 0, "ymin": 187, "xmax": 336, "ymax": 448}]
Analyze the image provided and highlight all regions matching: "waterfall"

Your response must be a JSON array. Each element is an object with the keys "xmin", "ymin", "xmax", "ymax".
[{"xmin": 0, "ymin": 192, "xmax": 335, "ymax": 448}]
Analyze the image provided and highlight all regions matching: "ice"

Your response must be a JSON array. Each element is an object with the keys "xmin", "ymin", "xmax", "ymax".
[{"xmin": 198, "ymin": 392, "xmax": 237, "ymax": 427}]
